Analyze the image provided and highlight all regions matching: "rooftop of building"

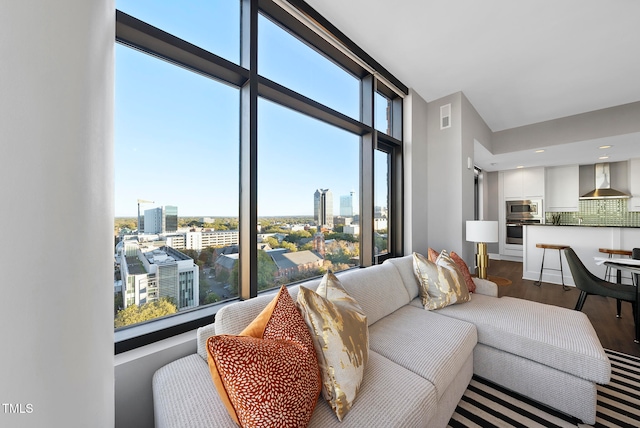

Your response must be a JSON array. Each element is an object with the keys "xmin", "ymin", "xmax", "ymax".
[{"xmin": 125, "ymin": 256, "xmax": 147, "ymax": 275}]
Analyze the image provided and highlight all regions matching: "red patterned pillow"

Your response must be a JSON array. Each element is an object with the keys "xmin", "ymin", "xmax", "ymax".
[
  {"xmin": 450, "ymin": 251, "xmax": 476, "ymax": 293},
  {"xmin": 207, "ymin": 286, "xmax": 321, "ymax": 428}
]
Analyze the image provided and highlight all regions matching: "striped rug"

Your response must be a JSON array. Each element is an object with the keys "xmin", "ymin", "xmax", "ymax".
[{"xmin": 448, "ymin": 349, "xmax": 640, "ymax": 428}]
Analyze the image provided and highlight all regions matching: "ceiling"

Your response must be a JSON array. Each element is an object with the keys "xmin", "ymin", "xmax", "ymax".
[{"xmin": 304, "ymin": 0, "xmax": 640, "ymax": 171}]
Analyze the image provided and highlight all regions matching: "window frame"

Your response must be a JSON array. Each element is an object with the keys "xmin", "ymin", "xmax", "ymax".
[{"xmin": 114, "ymin": 0, "xmax": 407, "ymax": 354}]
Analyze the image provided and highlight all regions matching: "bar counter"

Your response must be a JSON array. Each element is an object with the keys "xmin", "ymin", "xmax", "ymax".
[{"xmin": 522, "ymin": 224, "xmax": 640, "ymax": 286}]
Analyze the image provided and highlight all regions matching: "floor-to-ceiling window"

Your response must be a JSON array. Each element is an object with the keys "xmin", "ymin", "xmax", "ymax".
[{"xmin": 114, "ymin": 0, "xmax": 407, "ymax": 352}]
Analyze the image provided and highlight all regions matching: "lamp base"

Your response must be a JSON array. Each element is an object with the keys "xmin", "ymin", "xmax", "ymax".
[{"xmin": 475, "ymin": 242, "xmax": 489, "ymax": 279}]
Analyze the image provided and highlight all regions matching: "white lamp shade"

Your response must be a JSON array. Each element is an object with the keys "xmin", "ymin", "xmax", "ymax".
[{"xmin": 466, "ymin": 220, "xmax": 499, "ymax": 243}]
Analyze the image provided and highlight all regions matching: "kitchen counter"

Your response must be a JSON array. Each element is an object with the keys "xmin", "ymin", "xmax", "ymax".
[{"xmin": 522, "ymin": 225, "xmax": 640, "ymax": 286}]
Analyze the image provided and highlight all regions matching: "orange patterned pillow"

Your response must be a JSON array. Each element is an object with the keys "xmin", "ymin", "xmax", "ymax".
[
  {"xmin": 428, "ymin": 247, "xmax": 439, "ymax": 262},
  {"xmin": 451, "ymin": 251, "xmax": 476, "ymax": 293},
  {"xmin": 207, "ymin": 286, "xmax": 321, "ymax": 428}
]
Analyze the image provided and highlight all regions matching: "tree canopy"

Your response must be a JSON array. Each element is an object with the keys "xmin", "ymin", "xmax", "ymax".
[{"xmin": 114, "ymin": 298, "xmax": 178, "ymax": 328}]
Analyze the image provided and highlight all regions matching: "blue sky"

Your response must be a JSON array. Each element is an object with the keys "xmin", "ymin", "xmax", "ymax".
[{"xmin": 115, "ymin": 0, "xmax": 387, "ymax": 217}]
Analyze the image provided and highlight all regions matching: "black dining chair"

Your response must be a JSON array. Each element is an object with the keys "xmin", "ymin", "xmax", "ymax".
[{"xmin": 563, "ymin": 247, "xmax": 638, "ymax": 343}]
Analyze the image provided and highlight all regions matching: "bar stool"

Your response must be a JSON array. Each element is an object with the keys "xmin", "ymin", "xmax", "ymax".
[
  {"xmin": 535, "ymin": 243, "xmax": 570, "ymax": 290},
  {"xmin": 599, "ymin": 248, "xmax": 634, "ymax": 318},
  {"xmin": 599, "ymin": 248, "xmax": 633, "ymax": 283}
]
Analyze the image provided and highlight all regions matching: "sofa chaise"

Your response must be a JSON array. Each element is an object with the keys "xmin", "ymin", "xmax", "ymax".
[{"xmin": 153, "ymin": 254, "xmax": 610, "ymax": 427}]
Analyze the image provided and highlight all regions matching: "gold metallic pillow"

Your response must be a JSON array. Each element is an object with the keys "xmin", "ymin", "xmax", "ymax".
[
  {"xmin": 413, "ymin": 251, "xmax": 471, "ymax": 310},
  {"xmin": 297, "ymin": 272, "xmax": 368, "ymax": 421}
]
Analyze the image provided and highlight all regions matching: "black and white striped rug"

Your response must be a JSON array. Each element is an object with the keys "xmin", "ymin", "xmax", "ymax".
[{"xmin": 448, "ymin": 349, "xmax": 640, "ymax": 428}]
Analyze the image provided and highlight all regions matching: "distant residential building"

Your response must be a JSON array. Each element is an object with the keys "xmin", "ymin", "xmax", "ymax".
[
  {"xmin": 214, "ymin": 253, "xmax": 238, "ymax": 278},
  {"xmin": 344, "ymin": 224, "xmax": 360, "ymax": 236},
  {"xmin": 333, "ymin": 216, "xmax": 353, "ymax": 226},
  {"xmin": 119, "ymin": 241, "xmax": 198, "ymax": 311},
  {"xmin": 374, "ymin": 205, "xmax": 388, "ymax": 219},
  {"xmin": 340, "ymin": 191, "xmax": 355, "ymax": 216},
  {"xmin": 155, "ymin": 230, "xmax": 239, "ymax": 251},
  {"xmin": 374, "ymin": 217, "xmax": 388, "ymax": 231},
  {"xmin": 144, "ymin": 205, "xmax": 178, "ymax": 234},
  {"xmin": 269, "ymin": 250, "xmax": 323, "ymax": 280},
  {"xmin": 314, "ymin": 189, "xmax": 333, "ymax": 228}
]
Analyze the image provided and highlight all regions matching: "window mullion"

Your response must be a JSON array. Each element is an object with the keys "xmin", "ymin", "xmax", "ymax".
[{"xmin": 239, "ymin": 0, "xmax": 259, "ymax": 299}]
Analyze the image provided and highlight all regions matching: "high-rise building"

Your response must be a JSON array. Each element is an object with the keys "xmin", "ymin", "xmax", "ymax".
[
  {"xmin": 314, "ymin": 189, "xmax": 333, "ymax": 228},
  {"xmin": 119, "ymin": 241, "xmax": 198, "ymax": 311},
  {"xmin": 144, "ymin": 205, "xmax": 178, "ymax": 234},
  {"xmin": 340, "ymin": 191, "xmax": 355, "ymax": 217}
]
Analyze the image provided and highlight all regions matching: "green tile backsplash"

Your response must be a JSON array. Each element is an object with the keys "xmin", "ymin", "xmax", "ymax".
[{"xmin": 545, "ymin": 199, "xmax": 640, "ymax": 227}]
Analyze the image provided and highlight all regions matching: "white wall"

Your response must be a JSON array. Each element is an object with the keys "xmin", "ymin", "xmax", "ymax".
[
  {"xmin": 492, "ymin": 101, "xmax": 640, "ymax": 153},
  {"xmin": 0, "ymin": 1, "xmax": 114, "ymax": 427},
  {"xmin": 461, "ymin": 93, "xmax": 493, "ymax": 263},
  {"xmin": 426, "ymin": 93, "xmax": 465, "ymax": 256},
  {"xmin": 403, "ymin": 89, "xmax": 430, "ymax": 255},
  {"xmin": 115, "ymin": 333, "xmax": 196, "ymax": 428}
]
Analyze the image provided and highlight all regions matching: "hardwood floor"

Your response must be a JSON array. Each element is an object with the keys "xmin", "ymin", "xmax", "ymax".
[{"xmin": 489, "ymin": 259, "xmax": 640, "ymax": 357}]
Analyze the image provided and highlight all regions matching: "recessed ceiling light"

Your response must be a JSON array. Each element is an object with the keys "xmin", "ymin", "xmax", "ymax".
[
  {"xmin": 599, "ymin": 156, "xmax": 609, "ymax": 160},
  {"xmin": 599, "ymin": 145, "xmax": 612, "ymax": 149},
  {"xmin": 535, "ymin": 149, "xmax": 545, "ymax": 153},
  {"xmin": 516, "ymin": 165, "xmax": 524, "ymax": 169}
]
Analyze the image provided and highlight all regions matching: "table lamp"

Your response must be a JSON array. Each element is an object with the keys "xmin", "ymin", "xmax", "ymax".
[{"xmin": 466, "ymin": 220, "xmax": 499, "ymax": 279}]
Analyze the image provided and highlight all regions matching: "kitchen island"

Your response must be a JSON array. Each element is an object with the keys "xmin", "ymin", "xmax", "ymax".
[{"xmin": 523, "ymin": 224, "xmax": 640, "ymax": 286}]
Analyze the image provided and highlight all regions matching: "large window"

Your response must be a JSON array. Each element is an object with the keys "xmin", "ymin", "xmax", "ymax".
[
  {"xmin": 258, "ymin": 14, "xmax": 360, "ymax": 119},
  {"xmin": 257, "ymin": 99, "xmax": 360, "ymax": 289},
  {"xmin": 114, "ymin": 0, "xmax": 406, "ymax": 352}
]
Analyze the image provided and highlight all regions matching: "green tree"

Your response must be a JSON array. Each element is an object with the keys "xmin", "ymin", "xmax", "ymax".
[
  {"xmin": 217, "ymin": 269, "xmax": 230, "ymax": 284},
  {"xmin": 228, "ymin": 251, "xmax": 277, "ymax": 293},
  {"xmin": 204, "ymin": 292, "xmax": 221, "ymax": 304},
  {"xmin": 283, "ymin": 230, "xmax": 312, "ymax": 244},
  {"xmin": 257, "ymin": 250, "xmax": 278, "ymax": 290},
  {"xmin": 265, "ymin": 237, "xmax": 279, "ymax": 248},
  {"xmin": 114, "ymin": 298, "xmax": 178, "ymax": 328},
  {"xmin": 280, "ymin": 241, "xmax": 297, "ymax": 252}
]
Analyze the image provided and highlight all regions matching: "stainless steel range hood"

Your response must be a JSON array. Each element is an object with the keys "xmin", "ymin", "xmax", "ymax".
[{"xmin": 580, "ymin": 163, "xmax": 630, "ymax": 199}]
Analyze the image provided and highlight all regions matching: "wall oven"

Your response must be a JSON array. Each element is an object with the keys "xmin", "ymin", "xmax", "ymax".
[
  {"xmin": 506, "ymin": 199, "xmax": 543, "ymax": 245},
  {"xmin": 506, "ymin": 219, "xmax": 541, "ymax": 244}
]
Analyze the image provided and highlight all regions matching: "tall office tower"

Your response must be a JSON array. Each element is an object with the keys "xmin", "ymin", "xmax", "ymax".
[
  {"xmin": 144, "ymin": 205, "xmax": 179, "ymax": 234},
  {"xmin": 340, "ymin": 191, "xmax": 354, "ymax": 217},
  {"xmin": 314, "ymin": 189, "xmax": 333, "ymax": 228}
]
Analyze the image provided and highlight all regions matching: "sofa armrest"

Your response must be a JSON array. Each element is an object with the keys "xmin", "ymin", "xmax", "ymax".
[
  {"xmin": 472, "ymin": 277, "xmax": 498, "ymax": 297},
  {"xmin": 197, "ymin": 323, "xmax": 216, "ymax": 361}
]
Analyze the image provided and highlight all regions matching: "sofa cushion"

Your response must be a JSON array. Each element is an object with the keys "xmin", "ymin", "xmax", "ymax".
[
  {"xmin": 308, "ymin": 351, "xmax": 438, "ymax": 427},
  {"xmin": 384, "ymin": 254, "xmax": 419, "ymax": 300},
  {"xmin": 153, "ymin": 351, "xmax": 438, "ymax": 428},
  {"xmin": 435, "ymin": 294, "xmax": 611, "ymax": 383},
  {"xmin": 335, "ymin": 263, "xmax": 411, "ymax": 326},
  {"xmin": 368, "ymin": 305, "xmax": 477, "ymax": 399},
  {"xmin": 206, "ymin": 286, "xmax": 321, "ymax": 428},
  {"xmin": 297, "ymin": 272, "xmax": 368, "ymax": 421}
]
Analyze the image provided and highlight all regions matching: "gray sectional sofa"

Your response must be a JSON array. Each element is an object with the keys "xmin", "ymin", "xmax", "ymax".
[{"xmin": 153, "ymin": 255, "xmax": 611, "ymax": 427}]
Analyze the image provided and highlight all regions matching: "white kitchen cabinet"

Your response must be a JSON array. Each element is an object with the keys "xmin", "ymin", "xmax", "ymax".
[
  {"xmin": 503, "ymin": 169, "xmax": 523, "ymax": 199},
  {"xmin": 545, "ymin": 165, "xmax": 579, "ymax": 212},
  {"xmin": 503, "ymin": 167, "xmax": 544, "ymax": 199},
  {"xmin": 522, "ymin": 167, "xmax": 545, "ymax": 198},
  {"xmin": 628, "ymin": 158, "xmax": 640, "ymax": 212}
]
